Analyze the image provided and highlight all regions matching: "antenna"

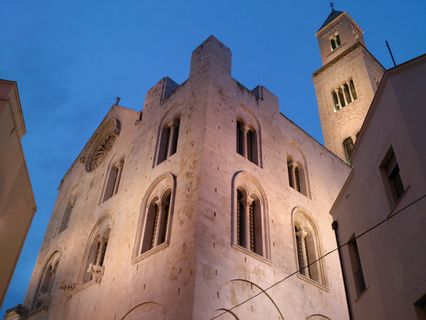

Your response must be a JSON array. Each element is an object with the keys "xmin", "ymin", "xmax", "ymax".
[{"xmin": 385, "ymin": 40, "xmax": 397, "ymax": 67}]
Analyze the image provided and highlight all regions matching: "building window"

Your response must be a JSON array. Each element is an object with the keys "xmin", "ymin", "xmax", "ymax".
[
  {"xmin": 57, "ymin": 197, "xmax": 76, "ymax": 234},
  {"xmin": 140, "ymin": 191, "xmax": 172, "ymax": 254},
  {"xmin": 235, "ymin": 119, "xmax": 261, "ymax": 166},
  {"xmin": 32, "ymin": 252, "xmax": 60, "ymax": 310},
  {"xmin": 293, "ymin": 212, "xmax": 324, "ymax": 284},
  {"xmin": 348, "ymin": 236, "xmax": 366, "ymax": 296},
  {"xmin": 236, "ymin": 189, "xmax": 263, "ymax": 256},
  {"xmin": 157, "ymin": 117, "xmax": 180, "ymax": 165},
  {"xmin": 82, "ymin": 221, "xmax": 111, "ymax": 284},
  {"xmin": 287, "ymin": 157, "xmax": 308, "ymax": 196},
  {"xmin": 236, "ymin": 120, "xmax": 245, "ymax": 156},
  {"xmin": 102, "ymin": 159, "xmax": 124, "ymax": 202},
  {"xmin": 332, "ymin": 79, "xmax": 358, "ymax": 111},
  {"xmin": 330, "ymin": 33, "xmax": 341, "ymax": 51},
  {"xmin": 233, "ymin": 172, "xmax": 270, "ymax": 260},
  {"xmin": 414, "ymin": 294, "xmax": 426, "ymax": 320},
  {"xmin": 246, "ymin": 128, "xmax": 258, "ymax": 165},
  {"xmin": 381, "ymin": 147, "xmax": 405, "ymax": 202},
  {"xmin": 135, "ymin": 173, "xmax": 176, "ymax": 259},
  {"xmin": 343, "ymin": 137, "xmax": 355, "ymax": 164}
]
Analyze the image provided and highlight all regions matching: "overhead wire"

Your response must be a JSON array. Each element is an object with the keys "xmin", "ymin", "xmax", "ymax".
[{"xmin": 210, "ymin": 194, "xmax": 426, "ymax": 319}]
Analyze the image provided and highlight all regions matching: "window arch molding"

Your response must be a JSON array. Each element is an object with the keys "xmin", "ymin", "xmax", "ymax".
[
  {"xmin": 291, "ymin": 207, "xmax": 327, "ymax": 287},
  {"xmin": 133, "ymin": 173, "xmax": 176, "ymax": 260},
  {"xmin": 79, "ymin": 216, "xmax": 113, "ymax": 285},
  {"xmin": 286, "ymin": 141, "xmax": 311, "ymax": 198},
  {"xmin": 154, "ymin": 111, "xmax": 181, "ymax": 166},
  {"xmin": 99, "ymin": 153, "xmax": 125, "ymax": 203},
  {"xmin": 235, "ymin": 107, "xmax": 263, "ymax": 168},
  {"xmin": 32, "ymin": 251, "xmax": 61, "ymax": 310},
  {"xmin": 232, "ymin": 171, "xmax": 270, "ymax": 260}
]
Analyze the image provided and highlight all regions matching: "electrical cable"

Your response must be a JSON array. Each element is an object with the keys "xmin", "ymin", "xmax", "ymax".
[{"xmin": 210, "ymin": 194, "xmax": 426, "ymax": 319}]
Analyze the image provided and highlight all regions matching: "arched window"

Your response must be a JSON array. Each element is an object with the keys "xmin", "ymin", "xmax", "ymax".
[
  {"xmin": 102, "ymin": 159, "xmax": 124, "ymax": 202},
  {"xmin": 330, "ymin": 33, "xmax": 341, "ymax": 51},
  {"xmin": 246, "ymin": 128, "xmax": 258, "ymax": 165},
  {"xmin": 287, "ymin": 157, "xmax": 308, "ymax": 196},
  {"xmin": 157, "ymin": 117, "xmax": 180, "ymax": 165},
  {"xmin": 293, "ymin": 211, "xmax": 325, "ymax": 285},
  {"xmin": 343, "ymin": 137, "xmax": 354, "ymax": 164},
  {"xmin": 82, "ymin": 221, "xmax": 111, "ymax": 284},
  {"xmin": 235, "ymin": 119, "xmax": 261, "ymax": 166},
  {"xmin": 141, "ymin": 190, "xmax": 172, "ymax": 254},
  {"xmin": 57, "ymin": 197, "xmax": 76, "ymax": 234},
  {"xmin": 135, "ymin": 173, "xmax": 176, "ymax": 259},
  {"xmin": 233, "ymin": 172, "xmax": 270, "ymax": 259},
  {"xmin": 33, "ymin": 252, "xmax": 60, "ymax": 310},
  {"xmin": 343, "ymin": 83, "xmax": 352, "ymax": 104},
  {"xmin": 331, "ymin": 79, "xmax": 358, "ymax": 112}
]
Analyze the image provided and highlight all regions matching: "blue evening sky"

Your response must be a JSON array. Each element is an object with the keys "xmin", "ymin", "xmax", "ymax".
[{"xmin": 1, "ymin": 0, "xmax": 425, "ymax": 313}]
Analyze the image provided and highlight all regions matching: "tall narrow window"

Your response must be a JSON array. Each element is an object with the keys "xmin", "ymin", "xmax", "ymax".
[
  {"xmin": 332, "ymin": 91, "xmax": 340, "ymax": 111},
  {"xmin": 343, "ymin": 83, "xmax": 352, "ymax": 104},
  {"xmin": 169, "ymin": 118, "xmax": 180, "ymax": 156},
  {"xmin": 287, "ymin": 157, "xmax": 294, "ymax": 188},
  {"xmin": 349, "ymin": 79, "xmax": 357, "ymax": 100},
  {"xmin": 58, "ymin": 199, "xmax": 74, "ymax": 234},
  {"xmin": 330, "ymin": 33, "xmax": 341, "ymax": 51},
  {"xmin": 343, "ymin": 137, "xmax": 355, "ymax": 164},
  {"xmin": 338, "ymin": 88, "xmax": 346, "ymax": 107},
  {"xmin": 246, "ymin": 129, "xmax": 258, "ymax": 165},
  {"xmin": 381, "ymin": 147, "xmax": 405, "ymax": 202},
  {"xmin": 140, "ymin": 190, "xmax": 173, "ymax": 254},
  {"xmin": 157, "ymin": 127, "xmax": 171, "ymax": 164},
  {"xmin": 294, "ymin": 213, "xmax": 324, "ymax": 285},
  {"xmin": 33, "ymin": 253, "xmax": 59, "ymax": 310},
  {"xmin": 237, "ymin": 189, "xmax": 246, "ymax": 247},
  {"xmin": 236, "ymin": 120, "xmax": 245, "ymax": 156},
  {"xmin": 348, "ymin": 236, "xmax": 366, "ymax": 296},
  {"xmin": 234, "ymin": 189, "xmax": 264, "ymax": 257},
  {"xmin": 156, "ymin": 117, "xmax": 180, "ymax": 165},
  {"xmin": 103, "ymin": 159, "xmax": 124, "ymax": 202},
  {"xmin": 83, "ymin": 228, "xmax": 110, "ymax": 283}
]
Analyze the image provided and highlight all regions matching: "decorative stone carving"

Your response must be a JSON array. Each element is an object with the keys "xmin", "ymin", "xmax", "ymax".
[
  {"xmin": 79, "ymin": 118, "xmax": 121, "ymax": 172},
  {"xmin": 88, "ymin": 263, "xmax": 105, "ymax": 283}
]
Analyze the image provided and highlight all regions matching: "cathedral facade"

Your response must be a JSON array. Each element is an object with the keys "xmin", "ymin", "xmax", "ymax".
[{"xmin": 7, "ymin": 9, "xmax": 385, "ymax": 320}]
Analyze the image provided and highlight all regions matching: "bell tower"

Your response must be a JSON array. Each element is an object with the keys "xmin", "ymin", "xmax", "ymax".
[{"xmin": 313, "ymin": 8, "xmax": 384, "ymax": 163}]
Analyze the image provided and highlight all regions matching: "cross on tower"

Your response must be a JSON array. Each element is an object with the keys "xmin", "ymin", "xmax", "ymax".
[
  {"xmin": 115, "ymin": 97, "xmax": 121, "ymax": 105},
  {"xmin": 329, "ymin": 1, "xmax": 335, "ymax": 11}
]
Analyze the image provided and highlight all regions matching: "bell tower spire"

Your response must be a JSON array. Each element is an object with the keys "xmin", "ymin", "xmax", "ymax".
[{"xmin": 312, "ymin": 9, "xmax": 385, "ymax": 164}]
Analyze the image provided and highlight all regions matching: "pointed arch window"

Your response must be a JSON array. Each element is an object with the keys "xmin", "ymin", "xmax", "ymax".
[
  {"xmin": 293, "ymin": 212, "xmax": 325, "ymax": 285},
  {"xmin": 157, "ymin": 117, "xmax": 180, "ymax": 165},
  {"xmin": 287, "ymin": 157, "xmax": 295, "ymax": 188},
  {"xmin": 236, "ymin": 120, "xmax": 245, "ymax": 156},
  {"xmin": 246, "ymin": 128, "xmax": 258, "ymax": 165},
  {"xmin": 33, "ymin": 253, "xmax": 60, "ymax": 310},
  {"xmin": 82, "ymin": 226, "xmax": 111, "ymax": 284}
]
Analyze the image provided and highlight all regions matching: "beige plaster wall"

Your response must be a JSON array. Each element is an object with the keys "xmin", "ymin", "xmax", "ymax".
[{"xmin": 331, "ymin": 56, "xmax": 426, "ymax": 320}]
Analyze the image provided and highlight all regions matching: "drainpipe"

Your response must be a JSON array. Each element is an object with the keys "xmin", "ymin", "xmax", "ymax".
[{"xmin": 332, "ymin": 221, "xmax": 353, "ymax": 320}]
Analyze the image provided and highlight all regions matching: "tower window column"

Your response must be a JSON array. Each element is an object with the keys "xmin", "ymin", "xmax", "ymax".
[{"xmin": 332, "ymin": 79, "xmax": 358, "ymax": 112}]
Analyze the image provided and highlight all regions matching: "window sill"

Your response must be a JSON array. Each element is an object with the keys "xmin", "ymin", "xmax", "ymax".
[
  {"xmin": 132, "ymin": 242, "xmax": 169, "ymax": 264},
  {"xmin": 235, "ymin": 152, "xmax": 262, "ymax": 169},
  {"xmin": 354, "ymin": 286, "xmax": 369, "ymax": 302},
  {"xmin": 232, "ymin": 244, "xmax": 272, "ymax": 265},
  {"xmin": 287, "ymin": 185, "xmax": 310, "ymax": 199},
  {"xmin": 387, "ymin": 185, "xmax": 410, "ymax": 217},
  {"xmin": 296, "ymin": 273, "xmax": 329, "ymax": 292}
]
